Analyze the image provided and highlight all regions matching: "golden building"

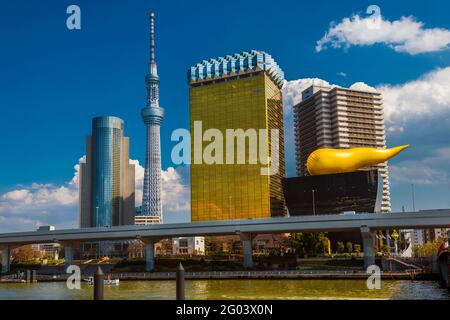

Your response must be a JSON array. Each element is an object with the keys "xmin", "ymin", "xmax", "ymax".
[{"xmin": 188, "ymin": 50, "xmax": 286, "ymax": 222}]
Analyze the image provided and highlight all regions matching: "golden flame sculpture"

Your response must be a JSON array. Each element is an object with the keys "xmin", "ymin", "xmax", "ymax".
[{"xmin": 306, "ymin": 145, "xmax": 409, "ymax": 176}]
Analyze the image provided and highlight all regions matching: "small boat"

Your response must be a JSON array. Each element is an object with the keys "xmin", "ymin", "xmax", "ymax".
[{"xmin": 83, "ymin": 276, "xmax": 120, "ymax": 286}]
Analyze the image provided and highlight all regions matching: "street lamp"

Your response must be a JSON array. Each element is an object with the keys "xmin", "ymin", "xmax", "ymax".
[
  {"xmin": 411, "ymin": 184, "xmax": 416, "ymax": 212},
  {"xmin": 96, "ymin": 206, "xmax": 99, "ymax": 259},
  {"xmin": 312, "ymin": 189, "xmax": 317, "ymax": 216},
  {"xmin": 229, "ymin": 196, "xmax": 233, "ymax": 219}
]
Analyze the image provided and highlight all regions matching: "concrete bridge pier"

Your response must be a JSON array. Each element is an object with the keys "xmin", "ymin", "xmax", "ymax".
[
  {"xmin": 143, "ymin": 238, "xmax": 157, "ymax": 272},
  {"xmin": 1, "ymin": 244, "xmax": 10, "ymax": 274},
  {"xmin": 240, "ymin": 233, "xmax": 254, "ymax": 269},
  {"xmin": 361, "ymin": 226, "xmax": 375, "ymax": 270},
  {"xmin": 62, "ymin": 242, "xmax": 74, "ymax": 271}
]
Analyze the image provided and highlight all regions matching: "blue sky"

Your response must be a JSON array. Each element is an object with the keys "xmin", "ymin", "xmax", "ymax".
[{"xmin": 0, "ymin": 0, "xmax": 450, "ymax": 231}]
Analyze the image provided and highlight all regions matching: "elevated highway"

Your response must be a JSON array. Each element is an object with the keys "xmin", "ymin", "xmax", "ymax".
[{"xmin": 1, "ymin": 210, "xmax": 449, "ymax": 273}]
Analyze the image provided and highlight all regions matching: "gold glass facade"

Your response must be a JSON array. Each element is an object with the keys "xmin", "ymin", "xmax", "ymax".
[{"xmin": 190, "ymin": 72, "xmax": 286, "ymax": 222}]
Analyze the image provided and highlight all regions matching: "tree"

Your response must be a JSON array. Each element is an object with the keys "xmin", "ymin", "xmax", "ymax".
[
  {"xmin": 380, "ymin": 244, "xmax": 390, "ymax": 256},
  {"xmin": 346, "ymin": 242, "xmax": 353, "ymax": 253},
  {"xmin": 319, "ymin": 233, "xmax": 330, "ymax": 255},
  {"xmin": 12, "ymin": 245, "xmax": 37, "ymax": 263},
  {"xmin": 412, "ymin": 239, "xmax": 444, "ymax": 258},
  {"xmin": 336, "ymin": 242, "xmax": 345, "ymax": 254},
  {"xmin": 412, "ymin": 244, "xmax": 421, "ymax": 258},
  {"xmin": 159, "ymin": 239, "xmax": 173, "ymax": 255},
  {"xmin": 288, "ymin": 232, "xmax": 329, "ymax": 256},
  {"xmin": 354, "ymin": 244, "xmax": 361, "ymax": 253},
  {"xmin": 205, "ymin": 237, "xmax": 214, "ymax": 255},
  {"xmin": 230, "ymin": 239, "xmax": 241, "ymax": 254},
  {"xmin": 288, "ymin": 233, "xmax": 303, "ymax": 254}
]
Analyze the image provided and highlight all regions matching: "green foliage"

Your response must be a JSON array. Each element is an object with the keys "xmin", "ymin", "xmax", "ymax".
[
  {"xmin": 336, "ymin": 242, "xmax": 345, "ymax": 254},
  {"xmin": 288, "ymin": 232, "xmax": 329, "ymax": 257},
  {"xmin": 412, "ymin": 239, "xmax": 444, "ymax": 258},
  {"xmin": 346, "ymin": 242, "xmax": 353, "ymax": 253},
  {"xmin": 12, "ymin": 245, "xmax": 39, "ymax": 263},
  {"xmin": 45, "ymin": 259, "xmax": 65, "ymax": 266},
  {"xmin": 353, "ymin": 244, "xmax": 361, "ymax": 253},
  {"xmin": 380, "ymin": 244, "xmax": 390, "ymax": 256}
]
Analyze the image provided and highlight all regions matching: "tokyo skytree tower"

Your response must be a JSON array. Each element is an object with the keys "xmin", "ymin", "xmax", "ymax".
[{"xmin": 141, "ymin": 12, "xmax": 164, "ymax": 221}]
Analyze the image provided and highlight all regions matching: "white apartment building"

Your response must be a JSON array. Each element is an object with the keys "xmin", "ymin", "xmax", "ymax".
[
  {"xmin": 31, "ymin": 243, "xmax": 60, "ymax": 259},
  {"xmin": 410, "ymin": 229, "xmax": 425, "ymax": 246},
  {"xmin": 294, "ymin": 84, "xmax": 391, "ymax": 212},
  {"xmin": 172, "ymin": 237, "xmax": 205, "ymax": 255}
]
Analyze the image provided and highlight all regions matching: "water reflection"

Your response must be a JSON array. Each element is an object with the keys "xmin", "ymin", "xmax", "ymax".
[{"xmin": 0, "ymin": 280, "xmax": 448, "ymax": 300}]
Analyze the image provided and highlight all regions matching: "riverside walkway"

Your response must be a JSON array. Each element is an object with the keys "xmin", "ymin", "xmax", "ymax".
[{"xmin": 1, "ymin": 269, "xmax": 432, "ymax": 282}]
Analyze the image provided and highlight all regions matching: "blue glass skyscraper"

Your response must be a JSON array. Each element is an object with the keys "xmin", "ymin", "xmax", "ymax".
[
  {"xmin": 92, "ymin": 117, "xmax": 123, "ymax": 227},
  {"xmin": 78, "ymin": 116, "xmax": 135, "ymax": 228}
]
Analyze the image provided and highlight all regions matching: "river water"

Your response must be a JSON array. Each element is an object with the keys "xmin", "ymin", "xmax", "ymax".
[{"xmin": 0, "ymin": 280, "xmax": 448, "ymax": 300}]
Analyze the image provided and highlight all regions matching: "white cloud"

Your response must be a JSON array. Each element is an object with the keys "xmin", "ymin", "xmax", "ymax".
[
  {"xmin": 162, "ymin": 167, "xmax": 190, "ymax": 212},
  {"xmin": 0, "ymin": 156, "xmax": 190, "ymax": 232},
  {"xmin": 378, "ymin": 67, "xmax": 450, "ymax": 132},
  {"xmin": 130, "ymin": 159, "xmax": 190, "ymax": 212},
  {"xmin": 0, "ymin": 173, "xmax": 79, "ymax": 216},
  {"xmin": 390, "ymin": 147, "xmax": 450, "ymax": 185},
  {"xmin": 1, "ymin": 189, "xmax": 32, "ymax": 203},
  {"xmin": 71, "ymin": 155, "xmax": 86, "ymax": 187},
  {"xmin": 316, "ymin": 15, "xmax": 450, "ymax": 55},
  {"xmin": 337, "ymin": 72, "xmax": 347, "ymax": 78},
  {"xmin": 130, "ymin": 159, "xmax": 145, "ymax": 206},
  {"xmin": 350, "ymin": 82, "xmax": 378, "ymax": 93},
  {"xmin": 0, "ymin": 163, "xmax": 80, "ymax": 232}
]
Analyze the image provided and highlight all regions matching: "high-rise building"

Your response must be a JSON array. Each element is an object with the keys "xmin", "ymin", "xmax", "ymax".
[
  {"xmin": 188, "ymin": 50, "xmax": 286, "ymax": 222},
  {"xmin": 134, "ymin": 215, "xmax": 161, "ymax": 225},
  {"xmin": 32, "ymin": 243, "xmax": 60, "ymax": 259},
  {"xmin": 410, "ymin": 229, "xmax": 425, "ymax": 246},
  {"xmin": 141, "ymin": 12, "xmax": 164, "ymax": 222},
  {"xmin": 293, "ymin": 84, "xmax": 391, "ymax": 212},
  {"xmin": 78, "ymin": 116, "xmax": 135, "ymax": 227}
]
